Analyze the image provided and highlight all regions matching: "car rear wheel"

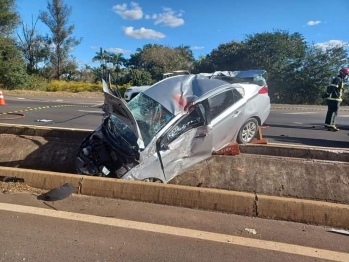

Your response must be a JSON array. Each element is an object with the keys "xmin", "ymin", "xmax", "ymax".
[{"xmin": 237, "ymin": 118, "xmax": 258, "ymax": 144}]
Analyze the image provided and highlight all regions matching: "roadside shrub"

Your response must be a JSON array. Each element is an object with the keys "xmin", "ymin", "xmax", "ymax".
[
  {"xmin": 114, "ymin": 82, "xmax": 132, "ymax": 97},
  {"xmin": 46, "ymin": 80, "xmax": 102, "ymax": 92},
  {"xmin": 21, "ymin": 74, "xmax": 47, "ymax": 91}
]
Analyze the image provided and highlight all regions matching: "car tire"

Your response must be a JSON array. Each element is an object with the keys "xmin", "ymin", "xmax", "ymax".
[{"xmin": 237, "ymin": 118, "xmax": 259, "ymax": 144}]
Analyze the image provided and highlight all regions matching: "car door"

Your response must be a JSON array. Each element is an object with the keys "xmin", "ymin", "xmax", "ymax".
[
  {"xmin": 208, "ymin": 88, "xmax": 246, "ymax": 151},
  {"xmin": 156, "ymin": 102, "xmax": 213, "ymax": 182}
]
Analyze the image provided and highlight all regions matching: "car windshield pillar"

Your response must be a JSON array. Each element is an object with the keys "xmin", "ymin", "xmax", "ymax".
[{"xmin": 127, "ymin": 93, "xmax": 174, "ymax": 147}]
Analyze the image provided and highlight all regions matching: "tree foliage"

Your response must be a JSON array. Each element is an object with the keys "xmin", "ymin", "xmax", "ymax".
[
  {"xmin": 0, "ymin": 0, "xmax": 28, "ymax": 89},
  {"xmin": 0, "ymin": 0, "xmax": 19, "ymax": 36},
  {"xmin": 121, "ymin": 69, "xmax": 154, "ymax": 86},
  {"xmin": 0, "ymin": 0, "xmax": 348, "ymax": 105},
  {"xmin": 127, "ymin": 44, "xmax": 195, "ymax": 81},
  {"xmin": 39, "ymin": 0, "xmax": 82, "ymax": 79},
  {"xmin": 0, "ymin": 37, "xmax": 28, "ymax": 89},
  {"xmin": 17, "ymin": 16, "xmax": 50, "ymax": 74}
]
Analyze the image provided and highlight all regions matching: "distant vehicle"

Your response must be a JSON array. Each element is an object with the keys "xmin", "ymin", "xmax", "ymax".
[
  {"xmin": 76, "ymin": 70, "xmax": 270, "ymax": 183},
  {"xmin": 124, "ymin": 85, "xmax": 151, "ymax": 102},
  {"xmin": 162, "ymin": 70, "xmax": 190, "ymax": 79},
  {"xmin": 124, "ymin": 70, "xmax": 191, "ymax": 102}
]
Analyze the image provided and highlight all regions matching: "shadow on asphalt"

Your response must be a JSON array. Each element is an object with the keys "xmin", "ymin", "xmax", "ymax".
[
  {"xmin": 264, "ymin": 135, "xmax": 349, "ymax": 148},
  {"xmin": 268, "ymin": 124, "xmax": 323, "ymax": 130},
  {"xmin": 269, "ymin": 122, "xmax": 349, "ymax": 131}
]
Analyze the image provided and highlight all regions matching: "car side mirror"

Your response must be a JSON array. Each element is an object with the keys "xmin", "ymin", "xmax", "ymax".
[{"xmin": 160, "ymin": 142, "xmax": 169, "ymax": 151}]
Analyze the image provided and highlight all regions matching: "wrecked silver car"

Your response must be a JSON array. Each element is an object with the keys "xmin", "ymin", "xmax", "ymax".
[{"xmin": 76, "ymin": 71, "xmax": 270, "ymax": 183}]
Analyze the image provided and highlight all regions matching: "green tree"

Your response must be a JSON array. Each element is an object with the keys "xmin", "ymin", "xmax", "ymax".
[
  {"xmin": 192, "ymin": 55, "xmax": 214, "ymax": 73},
  {"xmin": 0, "ymin": 37, "xmax": 28, "ymax": 89},
  {"xmin": 39, "ymin": 0, "xmax": 82, "ymax": 79},
  {"xmin": 209, "ymin": 41, "xmax": 248, "ymax": 71},
  {"xmin": 0, "ymin": 0, "xmax": 28, "ymax": 89},
  {"xmin": 107, "ymin": 52, "xmax": 127, "ymax": 84},
  {"xmin": 0, "ymin": 0, "xmax": 19, "ymax": 36},
  {"xmin": 285, "ymin": 44, "xmax": 349, "ymax": 104},
  {"xmin": 92, "ymin": 47, "xmax": 109, "ymax": 80},
  {"xmin": 17, "ymin": 16, "xmax": 50, "ymax": 74},
  {"xmin": 121, "ymin": 69, "xmax": 154, "ymax": 86},
  {"xmin": 138, "ymin": 44, "xmax": 195, "ymax": 80},
  {"xmin": 243, "ymin": 30, "xmax": 307, "ymax": 101}
]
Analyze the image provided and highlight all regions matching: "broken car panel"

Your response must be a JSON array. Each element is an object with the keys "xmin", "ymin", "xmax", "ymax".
[{"xmin": 75, "ymin": 71, "xmax": 270, "ymax": 183}]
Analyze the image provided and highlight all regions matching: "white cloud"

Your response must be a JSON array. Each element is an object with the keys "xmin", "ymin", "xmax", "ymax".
[
  {"xmin": 113, "ymin": 2, "xmax": 143, "ymax": 20},
  {"xmin": 306, "ymin": 20, "xmax": 321, "ymax": 26},
  {"xmin": 315, "ymin": 40, "xmax": 348, "ymax": 49},
  {"xmin": 154, "ymin": 7, "xmax": 184, "ymax": 27},
  {"xmin": 90, "ymin": 46, "xmax": 98, "ymax": 49},
  {"xmin": 106, "ymin": 47, "xmax": 131, "ymax": 54},
  {"xmin": 123, "ymin": 26, "xmax": 165, "ymax": 39},
  {"xmin": 145, "ymin": 14, "xmax": 151, "ymax": 19},
  {"xmin": 191, "ymin": 46, "xmax": 204, "ymax": 50}
]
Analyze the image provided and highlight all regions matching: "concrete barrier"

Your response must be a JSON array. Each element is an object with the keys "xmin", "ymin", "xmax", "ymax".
[
  {"xmin": 1, "ymin": 166, "xmax": 348, "ymax": 230},
  {"xmin": 1, "ymin": 124, "xmax": 349, "ymax": 204},
  {"xmin": 170, "ymin": 154, "xmax": 349, "ymax": 204},
  {"xmin": 0, "ymin": 124, "xmax": 90, "ymax": 173},
  {"xmin": 239, "ymin": 143, "xmax": 349, "ymax": 162}
]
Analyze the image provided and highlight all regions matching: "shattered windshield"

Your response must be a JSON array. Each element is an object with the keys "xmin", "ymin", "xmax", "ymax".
[{"xmin": 127, "ymin": 92, "xmax": 174, "ymax": 147}]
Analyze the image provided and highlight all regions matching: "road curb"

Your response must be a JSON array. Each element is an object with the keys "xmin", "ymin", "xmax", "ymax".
[{"xmin": 1, "ymin": 166, "xmax": 348, "ymax": 229}]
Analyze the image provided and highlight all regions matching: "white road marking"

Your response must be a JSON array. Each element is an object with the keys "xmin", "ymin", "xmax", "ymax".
[
  {"xmin": 56, "ymin": 99, "xmax": 63, "ymax": 102},
  {"xmin": 282, "ymin": 112, "xmax": 317, "ymax": 115},
  {"xmin": 17, "ymin": 98, "xmax": 26, "ymax": 100},
  {"xmin": 337, "ymin": 115, "xmax": 349, "ymax": 118},
  {"xmin": 292, "ymin": 122, "xmax": 303, "ymax": 124},
  {"xmin": 78, "ymin": 110, "xmax": 103, "ymax": 114},
  {"xmin": 0, "ymin": 203, "xmax": 348, "ymax": 261}
]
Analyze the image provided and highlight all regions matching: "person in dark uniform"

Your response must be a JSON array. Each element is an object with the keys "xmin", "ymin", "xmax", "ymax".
[{"xmin": 324, "ymin": 67, "xmax": 349, "ymax": 131}]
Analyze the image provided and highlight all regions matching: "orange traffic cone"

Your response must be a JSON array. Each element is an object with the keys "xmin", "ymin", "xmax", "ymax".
[{"xmin": 0, "ymin": 90, "xmax": 6, "ymax": 105}]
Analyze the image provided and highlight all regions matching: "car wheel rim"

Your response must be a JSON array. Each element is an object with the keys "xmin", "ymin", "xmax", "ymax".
[{"xmin": 241, "ymin": 122, "xmax": 257, "ymax": 142}]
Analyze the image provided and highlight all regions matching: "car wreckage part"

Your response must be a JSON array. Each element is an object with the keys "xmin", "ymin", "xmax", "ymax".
[
  {"xmin": 75, "ymin": 122, "xmax": 139, "ymax": 178},
  {"xmin": 237, "ymin": 118, "xmax": 259, "ymax": 144}
]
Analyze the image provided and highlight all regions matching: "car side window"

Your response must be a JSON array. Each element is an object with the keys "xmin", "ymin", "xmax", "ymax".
[
  {"xmin": 233, "ymin": 89, "xmax": 243, "ymax": 103},
  {"xmin": 160, "ymin": 106, "xmax": 205, "ymax": 149},
  {"xmin": 208, "ymin": 90, "xmax": 235, "ymax": 120}
]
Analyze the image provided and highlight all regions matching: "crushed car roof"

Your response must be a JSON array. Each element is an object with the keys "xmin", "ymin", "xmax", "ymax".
[{"xmin": 142, "ymin": 74, "xmax": 230, "ymax": 115}]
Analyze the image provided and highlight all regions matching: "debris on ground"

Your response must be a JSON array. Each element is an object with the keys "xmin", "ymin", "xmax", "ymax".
[
  {"xmin": 329, "ymin": 229, "xmax": 349, "ymax": 236},
  {"xmin": 37, "ymin": 183, "xmax": 75, "ymax": 202},
  {"xmin": 245, "ymin": 228, "xmax": 257, "ymax": 235},
  {"xmin": 0, "ymin": 181, "xmax": 45, "ymax": 195},
  {"xmin": 35, "ymin": 119, "xmax": 53, "ymax": 122}
]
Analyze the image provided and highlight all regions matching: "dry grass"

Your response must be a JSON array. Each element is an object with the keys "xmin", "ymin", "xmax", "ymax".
[
  {"xmin": 2, "ymin": 90, "xmax": 104, "ymax": 99},
  {"xmin": 1, "ymin": 181, "xmax": 45, "ymax": 195}
]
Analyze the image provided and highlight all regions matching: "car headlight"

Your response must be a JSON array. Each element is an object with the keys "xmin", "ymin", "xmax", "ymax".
[{"xmin": 125, "ymin": 89, "xmax": 132, "ymax": 93}]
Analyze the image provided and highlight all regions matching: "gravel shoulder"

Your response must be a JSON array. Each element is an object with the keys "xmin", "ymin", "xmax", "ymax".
[{"xmin": 3, "ymin": 90, "xmax": 104, "ymax": 99}]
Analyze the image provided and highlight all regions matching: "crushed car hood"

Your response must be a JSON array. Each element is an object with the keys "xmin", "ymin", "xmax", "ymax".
[
  {"xmin": 142, "ymin": 75, "xmax": 230, "ymax": 116},
  {"xmin": 102, "ymin": 80, "xmax": 145, "ymax": 149}
]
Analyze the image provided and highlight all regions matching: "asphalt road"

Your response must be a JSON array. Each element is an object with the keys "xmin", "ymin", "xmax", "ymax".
[
  {"xmin": 1, "ymin": 94, "xmax": 349, "ymax": 148},
  {"xmin": 1, "ymin": 192, "xmax": 349, "ymax": 262}
]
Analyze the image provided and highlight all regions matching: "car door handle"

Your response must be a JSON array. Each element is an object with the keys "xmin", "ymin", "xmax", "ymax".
[
  {"xmin": 195, "ymin": 134, "xmax": 208, "ymax": 138},
  {"xmin": 232, "ymin": 111, "xmax": 240, "ymax": 117}
]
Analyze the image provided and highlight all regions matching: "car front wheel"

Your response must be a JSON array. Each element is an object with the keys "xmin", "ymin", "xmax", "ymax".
[{"xmin": 237, "ymin": 118, "xmax": 258, "ymax": 144}]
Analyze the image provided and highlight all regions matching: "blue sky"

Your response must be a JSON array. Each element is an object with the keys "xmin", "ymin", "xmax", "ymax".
[{"xmin": 15, "ymin": 0, "xmax": 349, "ymax": 68}]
